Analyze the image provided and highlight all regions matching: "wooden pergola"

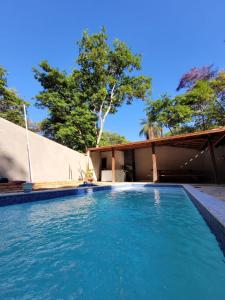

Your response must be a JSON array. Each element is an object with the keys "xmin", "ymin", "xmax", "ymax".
[{"xmin": 88, "ymin": 127, "xmax": 225, "ymax": 183}]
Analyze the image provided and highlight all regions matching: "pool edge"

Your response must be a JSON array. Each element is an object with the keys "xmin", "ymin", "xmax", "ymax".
[{"xmin": 182, "ymin": 184, "xmax": 225, "ymax": 255}]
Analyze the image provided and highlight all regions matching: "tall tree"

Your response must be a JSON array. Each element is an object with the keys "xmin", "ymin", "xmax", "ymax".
[
  {"xmin": 33, "ymin": 61, "xmax": 97, "ymax": 152},
  {"xmin": 139, "ymin": 118, "xmax": 162, "ymax": 140},
  {"xmin": 34, "ymin": 28, "xmax": 151, "ymax": 150},
  {"xmin": 77, "ymin": 28, "xmax": 151, "ymax": 146},
  {"xmin": 0, "ymin": 66, "xmax": 28, "ymax": 126}
]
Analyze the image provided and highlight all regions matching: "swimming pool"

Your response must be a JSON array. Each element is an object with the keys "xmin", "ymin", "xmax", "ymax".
[{"xmin": 0, "ymin": 186, "xmax": 225, "ymax": 299}]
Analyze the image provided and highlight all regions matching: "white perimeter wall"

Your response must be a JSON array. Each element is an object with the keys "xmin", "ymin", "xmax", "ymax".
[{"xmin": 0, "ymin": 118, "xmax": 88, "ymax": 182}]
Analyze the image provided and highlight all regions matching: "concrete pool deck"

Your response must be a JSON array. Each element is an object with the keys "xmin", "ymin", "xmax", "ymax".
[{"xmin": 192, "ymin": 184, "xmax": 225, "ymax": 201}]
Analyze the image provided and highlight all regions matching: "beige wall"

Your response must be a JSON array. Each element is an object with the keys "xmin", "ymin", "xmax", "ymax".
[
  {"xmin": 0, "ymin": 118, "xmax": 88, "ymax": 182},
  {"xmin": 202, "ymin": 145, "xmax": 225, "ymax": 182},
  {"xmin": 99, "ymin": 150, "xmax": 124, "ymax": 170},
  {"xmin": 115, "ymin": 151, "xmax": 124, "ymax": 169},
  {"xmin": 135, "ymin": 148, "xmax": 152, "ymax": 181},
  {"xmin": 133, "ymin": 145, "xmax": 222, "ymax": 181},
  {"xmin": 90, "ymin": 150, "xmax": 124, "ymax": 181},
  {"xmin": 89, "ymin": 151, "xmax": 101, "ymax": 181},
  {"xmin": 156, "ymin": 146, "xmax": 208, "ymax": 171}
]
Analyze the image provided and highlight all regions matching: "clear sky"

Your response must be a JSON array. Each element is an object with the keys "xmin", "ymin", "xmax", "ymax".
[{"xmin": 1, "ymin": 0, "xmax": 225, "ymax": 141}]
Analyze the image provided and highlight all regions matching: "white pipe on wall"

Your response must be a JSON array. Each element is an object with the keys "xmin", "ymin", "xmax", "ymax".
[{"xmin": 23, "ymin": 104, "xmax": 33, "ymax": 182}]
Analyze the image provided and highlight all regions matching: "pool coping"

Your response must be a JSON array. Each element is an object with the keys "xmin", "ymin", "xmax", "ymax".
[
  {"xmin": 183, "ymin": 184, "xmax": 225, "ymax": 254},
  {"xmin": 0, "ymin": 183, "xmax": 225, "ymax": 254}
]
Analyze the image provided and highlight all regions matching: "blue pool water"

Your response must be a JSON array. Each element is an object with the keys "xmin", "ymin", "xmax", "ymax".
[{"xmin": 0, "ymin": 186, "xmax": 225, "ymax": 299}]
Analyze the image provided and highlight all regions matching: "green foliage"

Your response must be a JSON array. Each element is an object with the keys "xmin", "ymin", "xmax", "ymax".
[
  {"xmin": 146, "ymin": 70, "xmax": 225, "ymax": 134},
  {"xmin": 139, "ymin": 118, "xmax": 162, "ymax": 140},
  {"xmin": 146, "ymin": 95, "xmax": 193, "ymax": 133},
  {"xmin": 76, "ymin": 27, "xmax": 151, "ymax": 145},
  {"xmin": 34, "ymin": 28, "xmax": 151, "ymax": 150},
  {"xmin": 33, "ymin": 61, "xmax": 97, "ymax": 152},
  {"xmin": 209, "ymin": 71, "xmax": 225, "ymax": 126},
  {"xmin": 0, "ymin": 66, "xmax": 28, "ymax": 126},
  {"xmin": 99, "ymin": 131, "xmax": 129, "ymax": 146}
]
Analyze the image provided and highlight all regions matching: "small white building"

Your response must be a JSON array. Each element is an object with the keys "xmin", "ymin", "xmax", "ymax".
[{"xmin": 88, "ymin": 128, "xmax": 225, "ymax": 184}]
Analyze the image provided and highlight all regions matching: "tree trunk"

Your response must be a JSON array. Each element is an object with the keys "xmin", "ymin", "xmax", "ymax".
[
  {"xmin": 148, "ymin": 127, "xmax": 155, "ymax": 140},
  {"xmin": 96, "ymin": 105, "xmax": 111, "ymax": 147},
  {"xmin": 96, "ymin": 84, "xmax": 115, "ymax": 147},
  {"xmin": 96, "ymin": 121, "xmax": 104, "ymax": 147}
]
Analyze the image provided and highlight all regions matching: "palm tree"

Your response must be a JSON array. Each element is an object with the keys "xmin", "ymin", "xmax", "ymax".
[{"xmin": 139, "ymin": 119, "xmax": 163, "ymax": 140}]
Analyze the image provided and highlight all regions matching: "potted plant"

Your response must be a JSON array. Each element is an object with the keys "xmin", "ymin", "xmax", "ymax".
[{"xmin": 86, "ymin": 169, "xmax": 94, "ymax": 183}]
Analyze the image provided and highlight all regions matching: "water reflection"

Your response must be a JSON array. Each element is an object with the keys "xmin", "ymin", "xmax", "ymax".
[{"xmin": 154, "ymin": 189, "xmax": 160, "ymax": 205}]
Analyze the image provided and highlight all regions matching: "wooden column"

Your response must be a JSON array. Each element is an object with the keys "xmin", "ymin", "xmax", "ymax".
[
  {"xmin": 99, "ymin": 152, "xmax": 102, "ymax": 182},
  {"xmin": 112, "ymin": 148, "xmax": 116, "ymax": 182},
  {"xmin": 87, "ymin": 150, "xmax": 90, "ymax": 170},
  {"xmin": 131, "ymin": 149, "xmax": 136, "ymax": 182},
  {"xmin": 152, "ymin": 143, "xmax": 158, "ymax": 183},
  {"xmin": 208, "ymin": 136, "xmax": 219, "ymax": 184}
]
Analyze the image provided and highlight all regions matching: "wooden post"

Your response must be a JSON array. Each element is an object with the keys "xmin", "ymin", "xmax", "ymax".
[
  {"xmin": 208, "ymin": 136, "xmax": 219, "ymax": 184},
  {"xmin": 132, "ymin": 149, "xmax": 136, "ymax": 182},
  {"xmin": 99, "ymin": 152, "xmax": 102, "ymax": 182},
  {"xmin": 87, "ymin": 150, "xmax": 90, "ymax": 170},
  {"xmin": 112, "ymin": 148, "xmax": 115, "ymax": 182},
  {"xmin": 152, "ymin": 143, "xmax": 158, "ymax": 183}
]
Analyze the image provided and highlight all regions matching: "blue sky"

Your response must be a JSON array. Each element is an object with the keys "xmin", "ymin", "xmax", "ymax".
[{"xmin": 1, "ymin": 0, "xmax": 225, "ymax": 141}]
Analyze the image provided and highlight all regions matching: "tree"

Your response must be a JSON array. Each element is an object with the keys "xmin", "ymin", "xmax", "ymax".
[
  {"xmin": 33, "ymin": 61, "xmax": 97, "ymax": 152},
  {"xmin": 34, "ymin": 28, "xmax": 151, "ymax": 150},
  {"xmin": 176, "ymin": 69, "xmax": 225, "ymax": 129},
  {"xmin": 177, "ymin": 80, "xmax": 216, "ymax": 130},
  {"xmin": 176, "ymin": 65, "xmax": 217, "ymax": 91},
  {"xmin": 99, "ymin": 131, "xmax": 129, "ymax": 146},
  {"xmin": 146, "ymin": 66, "xmax": 225, "ymax": 135},
  {"xmin": 76, "ymin": 27, "xmax": 151, "ymax": 146},
  {"xmin": 0, "ymin": 66, "xmax": 28, "ymax": 126},
  {"xmin": 139, "ymin": 118, "xmax": 162, "ymax": 140},
  {"xmin": 145, "ymin": 95, "xmax": 193, "ymax": 134},
  {"xmin": 209, "ymin": 71, "xmax": 225, "ymax": 126}
]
